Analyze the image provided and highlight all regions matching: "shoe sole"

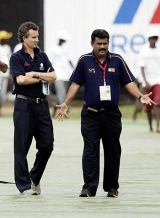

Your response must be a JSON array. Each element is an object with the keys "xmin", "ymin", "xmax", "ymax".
[
  {"xmin": 32, "ymin": 192, "xmax": 41, "ymax": 195},
  {"xmin": 79, "ymin": 194, "xmax": 90, "ymax": 197},
  {"xmin": 107, "ymin": 194, "xmax": 118, "ymax": 198}
]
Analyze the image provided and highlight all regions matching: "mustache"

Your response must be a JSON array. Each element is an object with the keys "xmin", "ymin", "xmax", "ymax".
[{"xmin": 98, "ymin": 49, "xmax": 106, "ymax": 52}]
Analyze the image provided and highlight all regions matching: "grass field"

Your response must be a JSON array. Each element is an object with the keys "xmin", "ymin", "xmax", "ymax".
[
  {"xmin": 0, "ymin": 99, "xmax": 146, "ymax": 120},
  {"xmin": 0, "ymin": 116, "xmax": 160, "ymax": 218}
]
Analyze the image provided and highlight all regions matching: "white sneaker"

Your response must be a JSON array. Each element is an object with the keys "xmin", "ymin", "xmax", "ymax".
[
  {"xmin": 21, "ymin": 189, "xmax": 33, "ymax": 195},
  {"xmin": 31, "ymin": 183, "xmax": 41, "ymax": 195}
]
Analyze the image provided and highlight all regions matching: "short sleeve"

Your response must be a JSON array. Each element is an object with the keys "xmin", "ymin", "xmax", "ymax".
[
  {"xmin": 43, "ymin": 53, "xmax": 54, "ymax": 72},
  {"xmin": 10, "ymin": 54, "xmax": 25, "ymax": 77},
  {"xmin": 119, "ymin": 56, "xmax": 135, "ymax": 86},
  {"xmin": 70, "ymin": 57, "xmax": 84, "ymax": 86}
]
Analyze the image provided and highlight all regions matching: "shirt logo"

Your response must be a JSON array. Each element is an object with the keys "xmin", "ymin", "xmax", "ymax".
[
  {"xmin": 39, "ymin": 63, "xmax": 44, "ymax": 70},
  {"xmin": 24, "ymin": 62, "xmax": 30, "ymax": 67},
  {"xmin": 108, "ymin": 68, "xmax": 115, "ymax": 72},
  {"xmin": 88, "ymin": 68, "xmax": 96, "ymax": 73}
]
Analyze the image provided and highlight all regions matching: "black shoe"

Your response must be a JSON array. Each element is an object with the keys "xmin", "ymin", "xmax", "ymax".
[
  {"xmin": 79, "ymin": 189, "xmax": 93, "ymax": 197},
  {"xmin": 107, "ymin": 188, "xmax": 118, "ymax": 197}
]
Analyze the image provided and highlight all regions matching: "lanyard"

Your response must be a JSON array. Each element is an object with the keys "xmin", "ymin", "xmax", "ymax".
[{"xmin": 97, "ymin": 62, "xmax": 107, "ymax": 86}]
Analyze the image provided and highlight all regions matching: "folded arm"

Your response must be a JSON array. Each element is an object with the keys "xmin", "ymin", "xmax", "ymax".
[{"xmin": 16, "ymin": 71, "xmax": 57, "ymax": 85}]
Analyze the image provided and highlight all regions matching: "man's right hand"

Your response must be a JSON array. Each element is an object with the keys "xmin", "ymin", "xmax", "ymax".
[{"xmin": 56, "ymin": 102, "xmax": 68, "ymax": 121}]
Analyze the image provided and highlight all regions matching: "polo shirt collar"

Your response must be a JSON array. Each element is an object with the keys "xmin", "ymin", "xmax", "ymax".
[{"xmin": 21, "ymin": 46, "xmax": 40, "ymax": 57}]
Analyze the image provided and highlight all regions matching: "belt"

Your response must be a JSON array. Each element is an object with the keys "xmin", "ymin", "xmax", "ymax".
[
  {"xmin": 87, "ymin": 107, "xmax": 105, "ymax": 112},
  {"xmin": 16, "ymin": 94, "xmax": 46, "ymax": 104},
  {"xmin": 83, "ymin": 104, "xmax": 105, "ymax": 113}
]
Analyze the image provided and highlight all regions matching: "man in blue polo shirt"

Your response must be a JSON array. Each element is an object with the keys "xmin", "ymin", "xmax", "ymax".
[
  {"xmin": 10, "ymin": 22, "xmax": 57, "ymax": 195},
  {"xmin": 56, "ymin": 29, "xmax": 155, "ymax": 198}
]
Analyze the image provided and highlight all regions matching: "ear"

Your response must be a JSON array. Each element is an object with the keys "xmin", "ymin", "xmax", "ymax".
[{"xmin": 23, "ymin": 36, "xmax": 26, "ymax": 42}]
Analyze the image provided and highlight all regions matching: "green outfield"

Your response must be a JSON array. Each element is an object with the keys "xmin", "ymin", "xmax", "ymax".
[
  {"xmin": 1, "ymin": 100, "xmax": 146, "ymax": 120},
  {"xmin": 0, "ymin": 113, "xmax": 160, "ymax": 218}
]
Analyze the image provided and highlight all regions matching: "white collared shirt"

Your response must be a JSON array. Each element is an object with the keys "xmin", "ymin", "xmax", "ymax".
[
  {"xmin": 0, "ymin": 45, "xmax": 8, "ymax": 66},
  {"xmin": 48, "ymin": 44, "xmax": 73, "ymax": 81},
  {"xmin": 139, "ymin": 43, "xmax": 160, "ymax": 86}
]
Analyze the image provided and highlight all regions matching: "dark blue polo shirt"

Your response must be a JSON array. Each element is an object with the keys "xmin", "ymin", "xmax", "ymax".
[
  {"xmin": 10, "ymin": 47, "xmax": 54, "ymax": 98},
  {"xmin": 70, "ymin": 52, "xmax": 135, "ymax": 109}
]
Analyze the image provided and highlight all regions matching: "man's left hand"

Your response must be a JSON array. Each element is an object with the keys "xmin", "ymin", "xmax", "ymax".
[{"xmin": 140, "ymin": 92, "xmax": 156, "ymax": 106}]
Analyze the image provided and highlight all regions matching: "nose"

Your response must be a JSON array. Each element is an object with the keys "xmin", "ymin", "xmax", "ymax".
[
  {"xmin": 100, "ymin": 43, "xmax": 105, "ymax": 48},
  {"xmin": 36, "ymin": 37, "xmax": 39, "ymax": 43}
]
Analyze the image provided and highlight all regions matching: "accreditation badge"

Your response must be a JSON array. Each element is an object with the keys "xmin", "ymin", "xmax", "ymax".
[
  {"xmin": 99, "ymin": 85, "xmax": 111, "ymax": 101},
  {"xmin": 42, "ymin": 82, "xmax": 50, "ymax": 95}
]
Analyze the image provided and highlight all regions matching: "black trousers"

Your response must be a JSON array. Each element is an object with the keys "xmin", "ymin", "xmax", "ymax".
[
  {"xmin": 13, "ymin": 98, "xmax": 54, "ymax": 192},
  {"xmin": 81, "ymin": 105, "xmax": 122, "ymax": 195}
]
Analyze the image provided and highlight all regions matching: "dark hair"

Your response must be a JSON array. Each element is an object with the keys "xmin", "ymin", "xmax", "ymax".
[
  {"xmin": 91, "ymin": 29, "xmax": 109, "ymax": 42},
  {"xmin": 148, "ymin": 36, "xmax": 158, "ymax": 40},
  {"xmin": 18, "ymin": 21, "xmax": 39, "ymax": 42}
]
